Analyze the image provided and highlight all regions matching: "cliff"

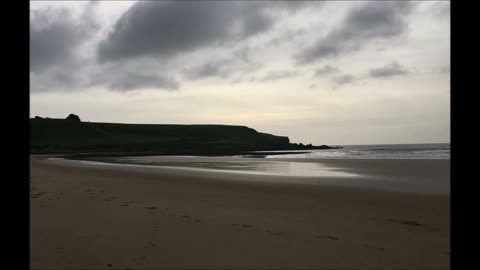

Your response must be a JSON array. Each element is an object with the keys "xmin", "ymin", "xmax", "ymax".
[{"xmin": 30, "ymin": 117, "xmax": 293, "ymax": 154}]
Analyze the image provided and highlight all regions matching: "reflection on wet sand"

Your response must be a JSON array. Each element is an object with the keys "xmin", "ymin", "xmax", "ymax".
[{"xmin": 100, "ymin": 156, "xmax": 360, "ymax": 178}]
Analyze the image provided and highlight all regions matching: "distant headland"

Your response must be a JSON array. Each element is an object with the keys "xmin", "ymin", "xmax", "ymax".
[{"xmin": 30, "ymin": 114, "xmax": 342, "ymax": 156}]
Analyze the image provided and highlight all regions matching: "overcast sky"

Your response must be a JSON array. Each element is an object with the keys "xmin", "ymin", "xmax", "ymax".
[{"xmin": 30, "ymin": 1, "xmax": 450, "ymax": 145}]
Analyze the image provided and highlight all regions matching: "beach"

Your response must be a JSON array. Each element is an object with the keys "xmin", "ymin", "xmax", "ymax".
[{"xmin": 30, "ymin": 156, "xmax": 450, "ymax": 269}]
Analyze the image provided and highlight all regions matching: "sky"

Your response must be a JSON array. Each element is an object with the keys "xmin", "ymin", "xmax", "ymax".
[{"xmin": 29, "ymin": 1, "xmax": 450, "ymax": 145}]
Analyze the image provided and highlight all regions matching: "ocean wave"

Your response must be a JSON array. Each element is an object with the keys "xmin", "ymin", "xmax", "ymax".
[
  {"xmin": 265, "ymin": 144, "xmax": 450, "ymax": 159},
  {"xmin": 365, "ymin": 148, "xmax": 450, "ymax": 151}
]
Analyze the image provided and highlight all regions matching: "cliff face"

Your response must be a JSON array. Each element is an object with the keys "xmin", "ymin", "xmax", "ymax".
[
  {"xmin": 255, "ymin": 132, "xmax": 290, "ymax": 148},
  {"xmin": 30, "ymin": 118, "xmax": 292, "ymax": 154}
]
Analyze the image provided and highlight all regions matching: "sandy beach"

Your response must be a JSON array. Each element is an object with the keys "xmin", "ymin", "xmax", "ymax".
[{"xmin": 30, "ymin": 156, "xmax": 450, "ymax": 269}]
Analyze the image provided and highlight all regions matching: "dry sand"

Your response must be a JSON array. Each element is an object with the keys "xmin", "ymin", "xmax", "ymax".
[{"xmin": 30, "ymin": 157, "xmax": 450, "ymax": 269}]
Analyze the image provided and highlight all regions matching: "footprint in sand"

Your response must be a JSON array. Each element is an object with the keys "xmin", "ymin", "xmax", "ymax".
[
  {"xmin": 145, "ymin": 206, "xmax": 157, "ymax": 214},
  {"xmin": 387, "ymin": 218, "xmax": 425, "ymax": 227},
  {"xmin": 31, "ymin": 192, "xmax": 46, "ymax": 199},
  {"xmin": 315, "ymin": 235, "xmax": 340, "ymax": 240},
  {"xmin": 232, "ymin": 223, "xmax": 253, "ymax": 228}
]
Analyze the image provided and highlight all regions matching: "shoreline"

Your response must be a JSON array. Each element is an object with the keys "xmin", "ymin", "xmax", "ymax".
[
  {"xmin": 48, "ymin": 155, "xmax": 450, "ymax": 195},
  {"xmin": 30, "ymin": 156, "xmax": 450, "ymax": 269}
]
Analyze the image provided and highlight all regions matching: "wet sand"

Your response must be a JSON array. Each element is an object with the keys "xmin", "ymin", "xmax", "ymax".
[{"xmin": 30, "ymin": 156, "xmax": 450, "ymax": 269}]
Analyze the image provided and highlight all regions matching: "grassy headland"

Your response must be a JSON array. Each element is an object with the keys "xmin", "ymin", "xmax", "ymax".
[{"xmin": 30, "ymin": 116, "xmax": 336, "ymax": 155}]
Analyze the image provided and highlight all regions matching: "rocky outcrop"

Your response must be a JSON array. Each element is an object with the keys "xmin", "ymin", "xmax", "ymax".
[
  {"xmin": 66, "ymin": 114, "xmax": 81, "ymax": 122},
  {"xmin": 288, "ymin": 143, "xmax": 342, "ymax": 150}
]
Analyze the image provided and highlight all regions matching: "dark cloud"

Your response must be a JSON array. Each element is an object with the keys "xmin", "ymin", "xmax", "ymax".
[
  {"xmin": 30, "ymin": 2, "xmax": 99, "ymax": 73},
  {"xmin": 263, "ymin": 0, "xmax": 320, "ymax": 13},
  {"xmin": 182, "ymin": 49, "xmax": 263, "ymax": 81},
  {"xmin": 30, "ymin": 2, "xmax": 182, "ymax": 93},
  {"xmin": 296, "ymin": 1, "xmax": 415, "ymax": 64},
  {"xmin": 268, "ymin": 27, "xmax": 309, "ymax": 47},
  {"xmin": 30, "ymin": 69, "xmax": 83, "ymax": 93},
  {"xmin": 314, "ymin": 65, "xmax": 339, "ymax": 76},
  {"xmin": 369, "ymin": 62, "xmax": 408, "ymax": 78},
  {"xmin": 96, "ymin": 1, "xmax": 295, "ymax": 63},
  {"xmin": 30, "ymin": 2, "xmax": 102, "ymax": 93},
  {"xmin": 233, "ymin": 46, "xmax": 253, "ymax": 64},
  {"xmin": 87, "ymin": 60, "xmax": 180, "ymax": 91},
  {"xmin": 330, "ymin": 74, "xmax": 359, "ymax": 90},
  {"xmin": 31, "ymin": 61, "xmax": 179, "ymax": 93},
  {"xmin": 30, "ymin": 9, "xmax": 77, "ymax": 72},
  {"xmin": 31, "ymin": 1, "xmax": 326, "ymax": 93},
  {"xmin": 183, "ymin": 59, "xmax": 234, "ymax": 80},
  {"xmin": 30, "ymin": 1, "xmax": 423, "ymax": 94},
  {"xmin": 100, "ymin": 73, "xmax": 178, "ymax": 91},
  {"xmin": 328, "ymin": 61, "xmax": 409, "ymax": 90},
  {"xmin": 334, "ymin": 74, "xmax": 356, "ymax": 85},
  {"xmin": 254, "ymin": 70, "xmax": 300, "ymax": 82}
]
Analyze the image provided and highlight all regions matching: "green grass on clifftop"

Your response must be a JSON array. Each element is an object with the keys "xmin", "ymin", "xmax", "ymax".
[{"xmin": 30, "ymin": 118, "xmax": 290, "ymax": 154}]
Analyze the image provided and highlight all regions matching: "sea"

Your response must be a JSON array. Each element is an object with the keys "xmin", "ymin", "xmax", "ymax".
[
  {"xmin": 260, "ymin": 143, "xmax": 450, "ymax": 160},
  {"xmin": 54, "ymin": 143, "xmax": 450, "ymax": 194}
]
